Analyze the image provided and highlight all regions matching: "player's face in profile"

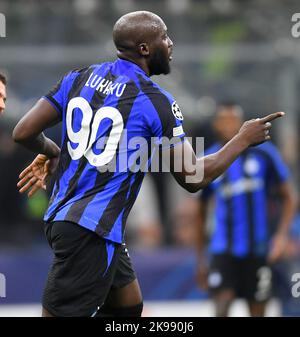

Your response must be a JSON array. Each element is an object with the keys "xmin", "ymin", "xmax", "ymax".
[
  {"xmin": 213, "ymin": 107, "xmax": 243, "ymax": 143},
  {"xmin": 0, "ymin": 81, "xmax": 6, "ymax": 115},
  {"xmin": 148, "ymin": 23, "xmax": 173, "ymax": 76}
]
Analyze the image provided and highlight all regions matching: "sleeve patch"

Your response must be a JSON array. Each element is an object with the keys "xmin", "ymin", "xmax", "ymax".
[
  {"xmin": 173, "ymin": 125, "xmax": 184, "ymax": 137},
  {"xmin": 172, "ymin": 101, "xmax": 184, "ymax": 121}
]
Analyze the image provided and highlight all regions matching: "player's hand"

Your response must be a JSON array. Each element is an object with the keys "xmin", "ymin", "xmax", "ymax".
[
  {"xmin": 238, "ymin": 112, "xmax": 285, "ymax": 147},
  {"xmin": 267, "ymin": 232, "xmax": 289, "ymax": 264},
  {"xmin": 17, "ymin": 154, "xmax": 59, "ymax": 197}
]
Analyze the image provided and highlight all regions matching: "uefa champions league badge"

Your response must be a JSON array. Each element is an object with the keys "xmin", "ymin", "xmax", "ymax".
[{"xmin": 172, "ymin": 101, "xmax": 184, "ymax": 121}]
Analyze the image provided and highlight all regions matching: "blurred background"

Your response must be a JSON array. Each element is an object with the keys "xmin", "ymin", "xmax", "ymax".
[{"xmin": 0, "ymin": 0, "xmax": 300, "ymax": 316}]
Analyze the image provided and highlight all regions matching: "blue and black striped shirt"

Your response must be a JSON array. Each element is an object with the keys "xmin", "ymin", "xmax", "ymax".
[
  {"xmin": 200, "ymin": 142, "xmax": 289, "ymax": 257},
  {"xmin": 43, "ymin": 58, "xmax": 185, "ymax": 243}
]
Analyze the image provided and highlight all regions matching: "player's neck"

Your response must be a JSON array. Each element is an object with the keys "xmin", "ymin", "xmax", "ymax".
[{"xmin": 117, "ymin": 53, "xmax": 150, "ymax": 76}]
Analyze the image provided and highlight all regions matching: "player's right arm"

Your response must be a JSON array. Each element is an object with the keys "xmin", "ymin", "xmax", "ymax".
[
  {"xmin": 168, "ymin": 112, "xmax": 285, "ymax": 192},
  {"xmin": 13, "ymin": 98, "xmax": 61, "ymax": 196},
  {"xmin": 12, "ymin": 70, "xmax": 70, "ymax": 158},
  {"xmin": 12, "ymin": 98, "xmax": 61, "ymax": 158},
  {"xmin": 13, "ymin": 73, "xmax": 71, "ymax": 196},
  {"xmin": 144, "ymin": 89, "xmax": 284, "ymax": 192}
]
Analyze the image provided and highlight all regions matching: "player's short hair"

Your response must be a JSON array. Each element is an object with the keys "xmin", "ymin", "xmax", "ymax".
[{"xmin": 0, "ymin": 72, "xmax": 7, "ymax": 85}]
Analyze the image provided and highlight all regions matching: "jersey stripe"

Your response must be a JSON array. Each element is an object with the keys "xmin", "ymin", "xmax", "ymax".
[
  {"xmin": 63, "ymin": 70, "xmax": 117, "ymax": 223},
  {"xmin": 47, "ymin": 67, "xmax": 95, "ymax": 218},
  {"xmin": 44, "ymin": 59, "xmax": 185, "ymax": 244},
  {"xmin": 204, "ymin": 142, "xmax": 289, "ymax": 257}
]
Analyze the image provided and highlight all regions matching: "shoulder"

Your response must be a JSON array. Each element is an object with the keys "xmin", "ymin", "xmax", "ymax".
[
  {"xmin": 69, "ymin": 63, "xmax": 114, "ymax": 78},
  {"xmin": 137, "ymin": 75, "xmax": 183, "ymax": 117},
  {"xmin": 70, "ymin": 65, "xmax": 93, "ymax": 76},
  {"xmin": 137, "ymin": 74, "xmax": 173, "ymax": 100},
  {"xmin": 59, "ymin": 66, "xmax": 93, "ymax": 84}
]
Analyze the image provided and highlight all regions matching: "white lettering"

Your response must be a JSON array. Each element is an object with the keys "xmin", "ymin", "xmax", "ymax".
[
  {"xmin": 291, "ymin": 273, "xmax": 300, "ymax": 298},
  {"xmin": 0, "ymin": 273, "xmax": 6, "ymax": 298},
  {"xmin": 85, "ymin": 72, "xmax": 94, "ymax": 87},
  {"xmin": 105, "ymin": 322, "xmax": 139, "ymax": 335},
  {"xmin": 103, "ymin": 81, "xmax": 113, "ymax": 95},
  {"xmin": 96, "ymin": 78, "xmax": 109, "ymax": 92},
  {"xmin": 90, "ymin": 75, "xmax": 102, "ymax": 88},
  {"xmin": 84, "ymin": 73, "xmax": 127, "ymax": 97},
  {"xmin": 0, "ymin": 13, "xmax": 6, "ymax": 38},
  {"xmin": 116, "ymin": 83, "xmax": 126, "ymax": 97},
  {"xmin": 220, "ymin": 178, "xmax": 264, "ymax": 198},
  {"xmin": 108, "ymin": 82, "xmax": 119, "ymax": 95},
  {"xmin": 291, "ymin": 13, "xmax": 300, "ymax": 38}
]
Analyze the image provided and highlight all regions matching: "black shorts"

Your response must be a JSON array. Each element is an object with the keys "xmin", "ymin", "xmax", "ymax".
[
  {"xmin": 208, "ymin": 253, "xmax": 272, "ymax": 302},
  {"xmin": 42, "ymin": 221, "xmax": 136, "ymax": 317}
]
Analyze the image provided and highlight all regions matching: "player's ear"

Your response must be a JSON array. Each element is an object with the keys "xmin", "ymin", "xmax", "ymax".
[{"xmin": 138, "ymin": 43, "xmax": 150, "ymax": 57}]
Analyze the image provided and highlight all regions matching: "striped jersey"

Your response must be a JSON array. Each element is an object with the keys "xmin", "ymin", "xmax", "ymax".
[
  {"xmin": 200, "ymin": 142, "xmax": 289, "ymax": 257},
  {"xmin": 43, "ymin": 58, "xmax": 185, "ymax": 243}
]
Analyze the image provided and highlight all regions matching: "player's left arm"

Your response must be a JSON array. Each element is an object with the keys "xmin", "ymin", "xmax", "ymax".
[
  {"xmin": 277, "ymin": 181, "xmax": 297, "ymax": 236},
  {"xmin": 266, "ymin": 144, "xmax": 298, "ymax": 263},
  {"xmin": 268, "ymin": 180, "xmax": 297, "ymax": 263}
]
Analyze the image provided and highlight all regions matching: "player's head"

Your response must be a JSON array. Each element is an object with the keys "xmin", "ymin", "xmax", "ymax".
[
  {"xmin": 0, "ymin": 73, "xmax": 7, "ymax": 116},
  {"xmin": 213, "ymin": 101, "xmax": 244, "ymax": 143},
  {"xmin": 113, "ymin": 11, "xmax": 173, "ymax": 76}
]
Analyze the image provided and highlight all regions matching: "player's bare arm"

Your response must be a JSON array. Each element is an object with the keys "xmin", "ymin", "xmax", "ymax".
[
  {"xmin": 268, "ymin": 181, "xmax": 297, "ymax": 263},
  {"xmin": 12, "ymin": 98, "xmax": 61, "ymax": 158},
  {"xmin": 13, "ymin": 98, "xmax": 61, "ymax": 196},
  {"xmin": 169, "ymin": 111, "xmax": 285, "ymax": 193},
  {"xmin": 195, "ymin": 198, "xmax": 210, "ymax": 290}
]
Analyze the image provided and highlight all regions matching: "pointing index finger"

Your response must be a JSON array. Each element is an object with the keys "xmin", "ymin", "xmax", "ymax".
[{"xmin": 260, "ymin": 112, "xmax": 285, "ymax": 124}]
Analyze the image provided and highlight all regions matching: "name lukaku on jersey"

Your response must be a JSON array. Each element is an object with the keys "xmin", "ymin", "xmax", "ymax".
[{"xmin": 85, "ymin": 72, "xmax": 127, "ymax": 97}]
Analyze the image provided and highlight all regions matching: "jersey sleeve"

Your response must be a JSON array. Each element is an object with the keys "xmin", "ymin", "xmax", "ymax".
[
  {"xmin": 42, "ymin": 72, "xmax": 73, "ymax": 118},
  {"xmin": 143, "ymin": 91, "xmax": 185, "ymax": 148}
]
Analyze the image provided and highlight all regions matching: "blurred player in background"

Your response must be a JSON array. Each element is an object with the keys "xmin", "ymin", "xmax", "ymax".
[
  {"xmin": 13, "ymin": 10, "xmax": 283, "ymax": 317},
  {"xmin": 0, "ymin": 73, "xmax": 7, "ymax": 116},
  {"xmin": 196, "ymin": 102, "xmax": 296, "ymax": 317}
]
